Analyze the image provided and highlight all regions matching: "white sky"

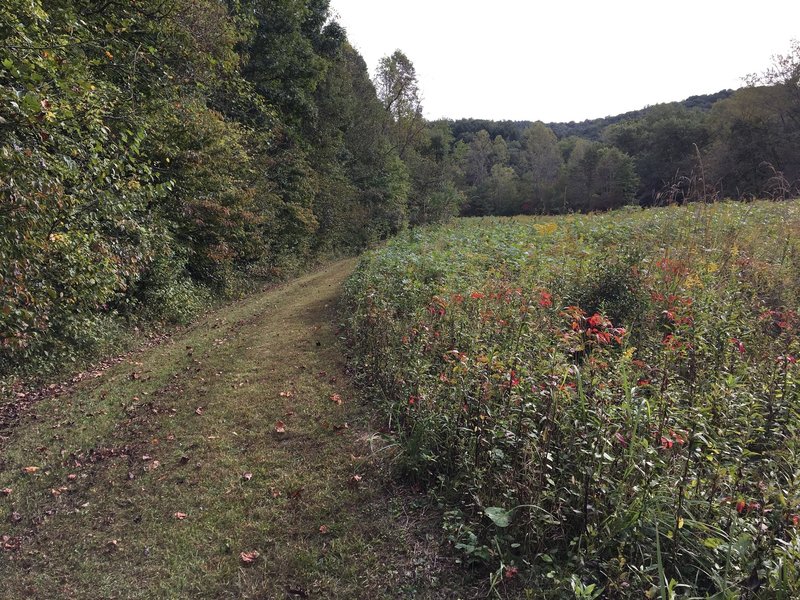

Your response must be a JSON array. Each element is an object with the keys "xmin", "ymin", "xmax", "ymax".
[{"xmin": 328, "ymin": 0, "xmax": 800, "ymax": 123}]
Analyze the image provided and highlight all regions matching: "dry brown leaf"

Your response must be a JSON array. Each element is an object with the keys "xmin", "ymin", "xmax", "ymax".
[
  {"xmin": 67, "ymin": 474, "xmax": 77, "ymax": 481},
  {"xmin": 319, "ymin": 525, "xmax": 329, "ymax": 534},
  {"xmin": 275, "ymin": 420, "xmax": 286, "ymax": 433},
  {"xmin": 22, "ymin": 466, "xmax": 39, "ymax": 474},
  {"xmin": 330, "ymin": 394, "xmax": 342, "ymax": 405},
  {"xmin": 2, "ymin": 535, "xmax": 21, "ymax": 551},
  {"xmin": 279, "ymin": 391, "xmax": 293, "ymax": 398},
  {"xmin": 240, "ymin": 550, "xmax": 260, "ymax": 565},
  {"xmin": 194, "ymin": 407, "xmax": 204, "ymax": 415},
  {"xmin": 174, "ymin": 512, "xmax": 188, "ymax": 520}
]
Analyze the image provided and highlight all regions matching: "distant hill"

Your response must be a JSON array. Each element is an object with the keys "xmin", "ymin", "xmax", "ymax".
[{"xmin": 445, "ymin": 89, "xmax": 735, "ymax": 143}]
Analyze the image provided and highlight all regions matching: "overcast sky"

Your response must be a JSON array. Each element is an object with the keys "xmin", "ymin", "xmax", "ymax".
[{"xmin": 328, "ymin": 0, "xmax": 799, "ymax": 123}]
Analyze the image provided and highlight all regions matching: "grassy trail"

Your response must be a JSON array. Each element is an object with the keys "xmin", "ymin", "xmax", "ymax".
[{"xmin": 0, "ymin": 260, "xmax": 472, "ymax": 599}]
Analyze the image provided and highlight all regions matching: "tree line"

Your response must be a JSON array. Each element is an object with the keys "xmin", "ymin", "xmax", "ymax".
[{"xmin": 445, "ymin": 45, "xmax": 799, "ymax": 215}]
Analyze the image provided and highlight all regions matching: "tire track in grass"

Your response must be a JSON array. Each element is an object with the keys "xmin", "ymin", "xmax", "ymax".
[{"xmin": 0, "ymin": 259, "xmax": 479, "ymax": 599}]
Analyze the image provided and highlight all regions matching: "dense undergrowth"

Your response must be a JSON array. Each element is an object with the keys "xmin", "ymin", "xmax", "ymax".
[{"xmin": 344, "ymin": 201, "xmax": 800, "ymax": 597}]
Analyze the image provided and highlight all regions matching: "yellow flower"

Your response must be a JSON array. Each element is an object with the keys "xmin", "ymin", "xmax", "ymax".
[{"xmin": 534, "ymin": 222, "xmax": 558, "ymax": 235}]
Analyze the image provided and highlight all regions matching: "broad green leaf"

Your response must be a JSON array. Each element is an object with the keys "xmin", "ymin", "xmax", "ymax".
[{"xmin": 484, "ymin": 507, "xmax": 512, "ymax": 528}]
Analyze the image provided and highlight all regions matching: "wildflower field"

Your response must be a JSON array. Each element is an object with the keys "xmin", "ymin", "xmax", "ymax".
[{"xmin": 344, "ymin": 201, "xmax": 800, "ymax": 597}]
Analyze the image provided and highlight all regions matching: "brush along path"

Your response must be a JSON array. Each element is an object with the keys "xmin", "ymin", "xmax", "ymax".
[{"xmin": 0, "ymin": 260, "xmax": 472, "ymax": 599}]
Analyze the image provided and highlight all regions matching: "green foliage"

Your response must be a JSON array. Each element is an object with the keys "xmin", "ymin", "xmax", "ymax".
[
  {"xmin": 135, "ymin": 251, "xmax": 211, "ymax": 325},
  {"xmin": 345, "ymin": 201, "xmax": 800, "ymax": 597},
  {"xmin": 458, "ymin": 124, "xmax": 638, "ymax": 216},
  {"xmin": 0, "ymin": 0, "xmax": 173, "ymax": 370},
  {"xmin": 0, "ymin": 0, "xmax": 420, "ymax": 376}
]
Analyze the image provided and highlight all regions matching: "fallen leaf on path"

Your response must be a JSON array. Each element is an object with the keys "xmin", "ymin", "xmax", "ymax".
[
  {"xmin": 275, "ymin": 420, "xmax": 286, "ymax": 433},
  {"xmin": 330, "ymin": 394, "xmax": 342, "ymax": 405},
  {"xmin": 2, "ymin": 535, "xmax": 21, "ymax": 551},
  {"xmin": 22, "ymin": 466, "xmax": 39, "ymax": 474},
  {"xmin": 240, "ymin": 550, "xmax": 260, "ymax": 565},
  {"xmin": 174, "ymin": 512, "xmax": 188, "ymax": 520}
]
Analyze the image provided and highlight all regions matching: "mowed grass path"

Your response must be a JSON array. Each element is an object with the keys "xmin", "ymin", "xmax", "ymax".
[{"xmin": 1, "ymin": 260, "xmax": 473, "ymax": 599}]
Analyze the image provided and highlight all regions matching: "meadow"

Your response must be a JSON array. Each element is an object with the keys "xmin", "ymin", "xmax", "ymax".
[{"xmin": 344, "ymin": 201, "xmax": 800, "ymax": 597}]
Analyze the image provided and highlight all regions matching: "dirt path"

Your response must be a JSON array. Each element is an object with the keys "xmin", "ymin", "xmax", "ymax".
[{"xmin": 0, "ymin": 260, "xmax": 476, "ymax": 599}]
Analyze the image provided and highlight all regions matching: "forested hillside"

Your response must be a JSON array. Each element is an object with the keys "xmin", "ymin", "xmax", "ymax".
[
  {"xmin": 449, "ymin": 90, "xmax": 734, "ymax": 143},
  {"xmin": 0, "ymin": 1, "xmax": 458, "ymax": 376},
  {"xmin": 446, "ymin": 56, "xmax": 799, "ymax": 215}
]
